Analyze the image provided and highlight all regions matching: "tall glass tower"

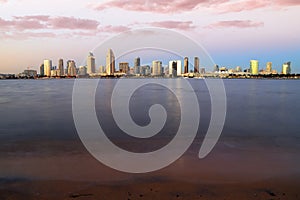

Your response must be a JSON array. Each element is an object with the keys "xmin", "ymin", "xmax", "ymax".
[
  {"xmin": 87, "ymin": 52, "xmax": 95, "ymax": 74},
  {"xmin": 106, "ymin": 49, "xmax": 115, "ymax": 76}
]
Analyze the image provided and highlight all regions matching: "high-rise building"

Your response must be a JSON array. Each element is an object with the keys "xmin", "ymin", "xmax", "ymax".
[
  {"xmin": 194, "ymin": 57, "xmax": 199, "ymax": 73},
  {"xmin": 40, "ymin": 64, "xmax": 44, "ymax": 76},
  {"xmin": 87, "ymin": 52, "xmax": 95, "ymax": 74},
  {"xmin": 99, "ymin": 65, "xmax": 105, "ymax": 73},
  {"xmin": 43, "ymin": 59, "xmax": 52, "ymax": 77},
  {"xmin": 282, "ymin": 62, "xmax": 291, "ymax": 75},
  {"xmin": 134, "ymin": 57, "xmax": 140, "ymax": 75},
  {"xmin": 200, "ymin": 68, "xmax": 206, "ymax": 74},
  {"xmin": 119, "ymin": 62, "xmax": 129, "ymax": 73},
  {"xmin": 266, "ymin": 62, "xmax": 272, "ymax": 73},
  {"xmin": 250, "ymin": 60, "xmax": 259, "ymax": 75},
  {"xmin": 67, "ymin": 60, "xmax": 76, "ymax": 76},
  {"xmin": 79, "ymin": 66, "xmax": 87, "ymax": 76},
  {"xmin": 213, "ymin": 65, "xmax": 219, "ymax": 72},
  {"xmin": 169, "ymin": 60, "xmax": 182, "ymax": 77},
  {"xmin": 184, "ymin": 57, "xmax": 189, "ymax": 74},
  {"xmin": 236, "ymin": 66, "xmax": 242, "ymax": 72},
  {"xmin": 106, "ymin": 49, "xmax": 115, "ymax": 75},
  {"xmin": 152, "ymin": 61, "xmax": 162, "ymax": 76},
  {"xmin": 58, "ymin": 58, "xmax": 64, "ymax": 76}
]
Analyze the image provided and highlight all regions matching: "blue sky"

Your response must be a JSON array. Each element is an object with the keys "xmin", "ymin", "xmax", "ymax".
[{"xmin": 0, "ymin": 0, "xmax": 299, "ymax": 73}]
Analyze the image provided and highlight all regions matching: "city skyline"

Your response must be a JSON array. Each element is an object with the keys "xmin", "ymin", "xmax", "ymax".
[
  {"xmin": 7, "ymin": 49, "xmax": 295, "ymax": 78},
  {"xmin": 0, "ymin": 0, "xmax": 299, "ymax": 74}
]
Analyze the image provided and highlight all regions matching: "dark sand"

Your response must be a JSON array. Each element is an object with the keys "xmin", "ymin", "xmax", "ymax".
[
  {"xmin": 1, "ymin": 138, "xmax": 300, "ymax": 199},
  {"xmin": 1, "ymin": 177, "xmax": 300, "ymax": 200}
]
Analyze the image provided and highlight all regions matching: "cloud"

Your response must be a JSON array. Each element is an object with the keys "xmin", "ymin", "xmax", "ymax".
[
  {"xmin": 149, "ymin": 21, "xmax": 195, "ymax": 30},
  {"xmin": 0, "ymin": 16, "xmax": 99, "ymax": 31},
  {"xmin": 101, "ymin": 25, "xmax": 130, "ymax": 33},
  {"xmin": 50, "ymin": 17, "xmax": 99, "ymax": 30},
  {"xmin": 215, "ymin": 0, "xmax": 270, "ymax": 13},
  {"xmin": 90, "ymin": 0, "xmax": 229, "ymax": 13},
  {"xmin": 275, "ymin": 0, "xmax": 300, "ymax": 6},
  {"xmin": 90, "ymin": 0, "xmax": 300, "ymax": 14},
  {"xmin": 207, "ymin": 20, "xmax": 264, "ymax": 28},
  {"xmin": 0, "ymin": 15, "xmax": 131, "ymax": 40}
]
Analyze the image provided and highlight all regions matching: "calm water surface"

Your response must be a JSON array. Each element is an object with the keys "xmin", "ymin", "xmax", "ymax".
[{"xmin": 0, "ymin": 79, "xmax": 299, "ymax": 182}]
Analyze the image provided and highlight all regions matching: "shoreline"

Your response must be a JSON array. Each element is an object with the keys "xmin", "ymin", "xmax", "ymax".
[{"xmin": 1, "ymin": 175, "xmax": 300, "ymax": 200}]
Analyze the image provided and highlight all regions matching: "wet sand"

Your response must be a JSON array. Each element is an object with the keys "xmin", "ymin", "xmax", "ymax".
[
  {"xmin": 1, "ymin": 177, "xmax": 300, "ymax": 200},
  {"xmin": 1, "ymin": 137, "xmax": 300, "ymax": 199}
]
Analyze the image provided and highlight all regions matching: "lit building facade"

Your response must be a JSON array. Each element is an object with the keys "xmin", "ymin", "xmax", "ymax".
[
  {"xmin": 250, "ymin": 60, "xmax": 259, "ymax": 75},
  {"xmin": 282, "ymin": 62, "xmax": 291, "ymax": 75},
  {"xmin": 194, "ymin": 57, "xmax": 199, "ymax": 73},
  {"xmin": 67, "ymin": 60, "xmax": 76, "ymax": 76},
  {"xmin": 58, "ymin": 58, "xmax": 64, "ymax": 76},
  {"xmin": 119, "ymin": 62, "xmax": 129, "ymax": 74},
  {"xmin": 152, "ymin": 61, "xmax": 162, "ymax": 76},
  {"xmin": 106, "ymin": 49, "xmax": 115, "ymax": 75},
  {"xmin": 184, "ymin": 57, "xmax": 189, "ymax": 74},
  {"xmin": 266, "ymin": 62, "xmax": 272, "ymax": 73},
  {"xmin": 168, "ymin": 60, "xmax": 182, "ymax": 77},
  {"xmin": 87, "ymin": 52, "xmax": 95, "ymax": 74},
  {"xmin": 43, "ymin": 59, "xmax": 52, "ymax": 77}
]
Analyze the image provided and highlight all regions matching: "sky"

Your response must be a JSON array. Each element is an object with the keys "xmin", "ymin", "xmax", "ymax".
[{"xmin": 0, "ymin": 0, "xmax": 300, "ymax": 74}]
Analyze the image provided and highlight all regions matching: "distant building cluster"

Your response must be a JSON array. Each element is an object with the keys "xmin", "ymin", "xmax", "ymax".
[{"xmin": 1, "ymin": 49, "xmax": 297, "ymax": 79}]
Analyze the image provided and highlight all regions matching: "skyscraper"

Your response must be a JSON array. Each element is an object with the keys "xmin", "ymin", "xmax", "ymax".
[
  {"xmin": 58, "ymin": 58, "xmax": 64, "ymax": 76},
  {"xmin": 194, "ymin": 57, "xmax": 199, "ymax": 73},
  {"xmin": 250, "ymin": 60, "xmax": 259, "ymax": 75},
  {"xmin": 43, "ymin": 59, "xmax": 52, "ymax": 77},
  {"xmin": 134, "ymin": 57, "xmax": 140, "ymax": 75},
  {"xmin": 87, "ymin": 52, "xmax": 95, "ymax": 74},
  {"xmin": 106, "ymin": 49, "xmax": 115, "ymax": 75},
  {"xmin": 67, "ymin": 60, "xmax": 76, "ymax": 76},
  {"xmin": 152, "ymin": 61, "xmax": 162, "ymax": 76},
  {"xmin": 213, "ymin": 64, "xmax": 219, "ymax": 72},
  {"xmin": 119, "ymin": 62, "xmax": 129, "ymax": 73},
  {"xmin": 40, "ymin": 64, "xmax": 44, "ymax": 76},
  {"xmin": 282, "ymin": 62, "xmax": 291, "ymax": 75},
  {"xmin": 184, "ymin": 57, "xmax": 189, "ymax": 74},
  {"xmin": 266, "ymin": 62, "xmax": 272, "ymax": 73},
  {"xmin": 169, "ymin": 60, "xmax": 182, "ymax": 77}
]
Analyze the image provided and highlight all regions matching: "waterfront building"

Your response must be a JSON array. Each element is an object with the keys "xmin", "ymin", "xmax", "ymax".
[
  {"xmin": 266, "ymin": 62, "xmax": 272, "ymax": 73},
  {"xmin": 79, "ymin": 66, "xmax": 87, "ymax": 76},
  {"xmin": 43, "ymin": 59, "xmax": 52, "ymax": 77},
  {"xmin": 119, "ymin": 62, "xmax": 129, "ymax": 74},
  {"xmin": 40, "ymin": 64, "xmax": 44, "ymax": 76},
  {"xmin": 184, "ymin": 57, "xmax": 189, "ymax": 74},
  {"xmin": 106, "ymin": 49, "xmax": 115, "ymax": 75},
  {"xmin": 152, "ymin": 61, "xmax": 162, "ymax": 76},
  {"xmin": 23, "ymin": 69, "xmax": 37, "ymax": 77},
  {"xmin": 213, "ymin": 64, "xmax": 219, "ymax": 72},
  {"xmin": 87, "ymin": 52, "xmax": 95, "ymax": 74},
  {"xmin": 194, "ymin": 57, "xmax": 199, "ymax": 73},
  {"xmin": 99, "ymin": 65, "xmax": 105, "ymax": 73},
  {"xmin": 51, "ymin": 69, "xmax": 60, "ymax": 77},
  {"xmin": 58, "ymin": 58, "xmax": 64, "ymax": 76},
  {"xmin": 200, "ymin": 67, "xmax": 206, "ymax": 74},
  {"xmin": 134, "ymin": 57, "xmax": 140, "ymax": 75},
  {"xmin": 250, "ymin": 60, "xmax": 259, "ymax": 75},
  {"xmin": 236, "ymin": 66, "xmax": 242, "ymax": 72},
  {"xmin": 282, "ymin": 62, "xmax": 291, "ymax": 75},
  {"xmin": 67, "ymin": 60, "xmax": 76, "ymax": 76},
  {"xmin": 169, "ymin": 60, "xmax": 182, "ymax": 77}
]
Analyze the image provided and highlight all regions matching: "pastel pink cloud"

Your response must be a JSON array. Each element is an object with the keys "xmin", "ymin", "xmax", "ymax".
[
  {"xmin": 149, "ymin": 21, "xmax": 195, "ymax": 30},
  {"xmin": 207, "ymin": 20, "xmax": 264, "ymax": 28},
  {"xmin": 91, "ymin": 0, "xmax": 227, "ymax": 13},
  {"xmin": 91, "ymin": 0, "xmax": 300, "ymax": 14},
  {"xmin": 50, "ymin": 17, "xmax": 99, "ymax": 30}
]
